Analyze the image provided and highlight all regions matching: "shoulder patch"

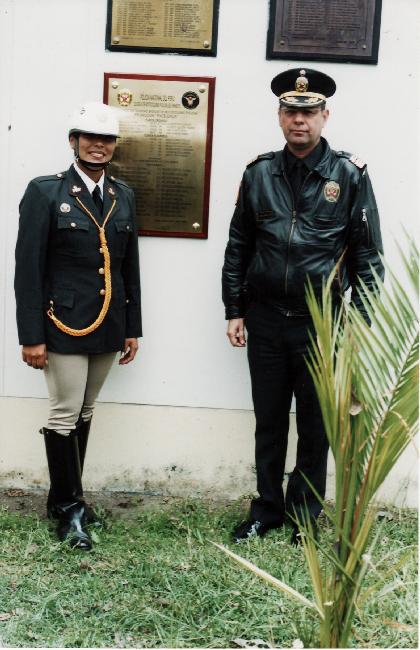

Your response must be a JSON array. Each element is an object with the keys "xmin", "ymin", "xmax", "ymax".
[
  {"xmin": 335, "ymin": 150, "xmax": 366, "ymax": 170},
  {"xmin": 246, "ymin": 151, "xmax": 275, "ymax": 168},
  {"xmin": 349, "ymin": 154, "xmax": 366, "ymax": 169}
]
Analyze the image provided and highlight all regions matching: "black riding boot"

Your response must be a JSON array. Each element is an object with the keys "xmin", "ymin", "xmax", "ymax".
[
  {"xmin": 77, "ymin": 417, "xmax": 92, "ymax": 473},
  {"xmin": 42, "ymin": 428, "xmax": 92, "ymax": 550},
  {"xmin": 46, "ymin": 418, "xmax": 100, "ymax": 525},
  {"xmin": 77, "ymin": 418, "xmax": 102, "ymax": 525}
]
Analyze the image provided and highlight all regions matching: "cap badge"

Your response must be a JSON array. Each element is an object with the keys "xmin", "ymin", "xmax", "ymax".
[
  {"xmin": 60, "ymin": 202, "xmax": 71, "ymax": 213},
  {"xmin": 71, "ymin": 185, "xmax": 82, "ymax": 194},
  {"xmin": 295, "ymin": 74, "xmax": 308, "ymax": 93},
  {"xmin": 324, "ymin": 181, "xmax": 341, "ymax": 203}
]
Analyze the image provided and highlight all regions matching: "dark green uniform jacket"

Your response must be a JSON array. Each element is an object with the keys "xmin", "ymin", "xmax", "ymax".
[
  {"xmin": 15, "ymin": 165, "xmax": 142, "ymax": 353},
  {"xmin": 222, "ymin": 138, "xmax": 384, "ymax": 319}
]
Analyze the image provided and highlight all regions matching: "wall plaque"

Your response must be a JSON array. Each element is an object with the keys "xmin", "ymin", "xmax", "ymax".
[
  {"xmin": 106, "ymin": 0, "xmax": 219, "ymax": 56},
  {"xmin": 267, "ymin": 0, "xmax": 382, "ymax": 64},
  {"xmin": 104, "ymin": 73, "xmax": 215, "ymax": 238}
]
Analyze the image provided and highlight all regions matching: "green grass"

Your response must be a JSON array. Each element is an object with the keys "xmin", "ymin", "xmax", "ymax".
[{"xmin": 0, "ymin": 498, "xmax": 417, "ymax": 648}]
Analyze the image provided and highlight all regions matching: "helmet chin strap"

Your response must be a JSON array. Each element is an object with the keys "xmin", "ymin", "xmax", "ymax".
[
  {"xmin": 77, "ymin": 157, "xmax": 110, "ymax": 171},
  {"xmin": 73, "ymin": 136, "xmax": 111, "ymax": 171}
]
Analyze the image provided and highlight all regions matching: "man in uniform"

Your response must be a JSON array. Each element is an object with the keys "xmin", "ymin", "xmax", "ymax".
[
  {"xmin": 15, "ymin": 103, "xmax": 141, "ymax": 550},
  {"xmin": 222, "ymin": 68, "xmax": 384, "ymax": 544}
]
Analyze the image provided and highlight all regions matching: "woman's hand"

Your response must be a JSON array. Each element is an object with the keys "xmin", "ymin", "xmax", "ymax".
[
  {"xmin": 119, "ymin": 338, "xmax": 139, "ymax": 365},
  {"xmin": 22, "ymin": 344, "xmax": 48, "ymax": 369}
]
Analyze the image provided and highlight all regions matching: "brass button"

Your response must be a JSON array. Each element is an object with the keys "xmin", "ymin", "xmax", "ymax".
[
  {"xmin": 126, "ymin": 225, "xmax": 130, "ymax": 230},
  {"xmin": 99, "ymin": 289, "xmax": 106, "ymax": 296},
  {"xmin": 99, "ymin": 268, "xmax": 105, "ymax": 275},
  {"xmin": 70, "ymin": 222, "xmax": 76, "ymax": 228},
  {"xmin": 126, "ymin": 299, "xmax": 129, "ymax": 303}
]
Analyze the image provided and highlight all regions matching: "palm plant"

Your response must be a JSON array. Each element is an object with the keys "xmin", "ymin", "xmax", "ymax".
[{"xmin": 215, "ymin": 239, "xmax": 419, "ymax": 648}]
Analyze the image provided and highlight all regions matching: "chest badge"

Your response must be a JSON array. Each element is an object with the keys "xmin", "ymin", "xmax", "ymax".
[
  {"xmin": 324, "ymin": 180, "xmax": 340, "ymax": 203},
  {"xmin": 59, "ymin": 202, "xmax": 71, "ymax": 213}
]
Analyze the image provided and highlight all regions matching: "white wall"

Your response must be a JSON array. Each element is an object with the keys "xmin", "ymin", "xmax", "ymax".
[{"xmin": 1, "ymin": 0, "xmax": 418, "ymax": 505}]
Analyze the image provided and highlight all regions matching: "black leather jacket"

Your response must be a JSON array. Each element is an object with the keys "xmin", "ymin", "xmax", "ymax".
[
  {"xmin": 222, "ymin": 138, "xmax": 384, "ymax": 319},
  {"xmin": 15, "ymin": 165, "xmax": 142, "ymax": 353}
]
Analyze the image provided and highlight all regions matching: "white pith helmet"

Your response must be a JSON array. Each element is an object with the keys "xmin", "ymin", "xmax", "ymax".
[{"xmin": 68, "ymin": 102, "xmax": 120, "ymax": 138}]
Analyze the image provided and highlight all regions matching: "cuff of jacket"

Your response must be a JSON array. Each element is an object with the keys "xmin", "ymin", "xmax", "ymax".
[
  {"xmin": 17, "ymin": 307, "xmax": 46, "ymax": 345},
  {"xmin": 225, "ymin": 306, "xmax": 245, "ymax": 320},
  {"xmin": 125, "ymin": 305, "xmax": 142, "ymax": 338}
]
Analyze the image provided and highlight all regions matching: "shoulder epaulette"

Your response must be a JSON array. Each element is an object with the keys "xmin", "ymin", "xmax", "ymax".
[
  {"xmin": 335, "ymin": 150, "xmax": 366, "ymax": 169},
  {"xmin": 109, "ymin": 175, "xmax": 130, "ymax": 188},
  {"xmin": 246, "ymin": 151, "xmax": 275, "ymax": 168},
  {"xmin": 35, "ymin": 171, "xmax": 66, "ymax": 182},
  {"xmin": 349, "ymin": 154, "xmax": 366, "ymax": 169}
]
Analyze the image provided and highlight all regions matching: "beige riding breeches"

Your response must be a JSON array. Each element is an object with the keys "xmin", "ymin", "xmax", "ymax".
[{"xmin": 43, "ymin": 351, "xmax": 117, "ymax": 434}]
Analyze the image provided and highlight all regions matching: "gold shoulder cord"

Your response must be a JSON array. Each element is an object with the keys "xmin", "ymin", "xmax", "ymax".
[{"xmin": 47, "ymin": 197, "xmax": 117, "ymax": 336}]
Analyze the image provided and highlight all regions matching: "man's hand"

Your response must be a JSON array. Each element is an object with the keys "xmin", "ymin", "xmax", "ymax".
[
  {"xmin": 22, "ymin": 344, "xmax": 48, "ymax": 369},
  {"xmin": 227, "ymin": 318, "xmax": 246, "ymax": 347},
  {"xmin": 119, "ymin": 338, "xmax": 139, "ymax": 365}
]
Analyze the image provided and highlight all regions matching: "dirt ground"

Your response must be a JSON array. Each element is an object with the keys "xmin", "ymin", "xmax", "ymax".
[
  {"xmin": 0, "ymin": 488, "xmax": 194, "ymax": 520},
  {"xmin": 0, "ymin": 488, "xmax": 233, "ymax": 520}
]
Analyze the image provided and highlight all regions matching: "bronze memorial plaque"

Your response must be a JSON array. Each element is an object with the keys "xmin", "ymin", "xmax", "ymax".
[
  {"xmin": 104, "ymin": 73, "xmax": 215, "ymax": 238},
  {"xmin": 106, "ymin": 0, "xmax": 219, "ymax": 56},
  {"xmin": 267, "ymin": 0, "xmax": 382, "ymax": 64}
]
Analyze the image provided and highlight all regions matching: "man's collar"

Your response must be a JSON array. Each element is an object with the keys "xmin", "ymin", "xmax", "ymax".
[
  {"xmin": 285, "ymin": 139, "xmax": 324, "ymax": 171},
  {"xmin": 271, "ymin": 137, "xmax": 333, "ymax": 178}
]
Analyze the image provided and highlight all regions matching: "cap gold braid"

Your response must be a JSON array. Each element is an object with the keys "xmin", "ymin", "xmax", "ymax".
[
  {"xmin": 47, "ymin": 197, "xmax": 116, "ymax": 336},
  {"xmin": 279, "ymin": 91, "xmax": 326, "ymax": 101}
]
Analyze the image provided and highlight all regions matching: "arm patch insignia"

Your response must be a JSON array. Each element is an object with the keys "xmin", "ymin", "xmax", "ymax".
[{"xmin": 349, "ymin": 154, "xmax": 366, "ymax": 169}]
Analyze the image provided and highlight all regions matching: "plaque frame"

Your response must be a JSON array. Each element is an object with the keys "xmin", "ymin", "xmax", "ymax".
[
  {"xmin": 266, "ymin": 0, "xmax": 382, "ymax": 64},
  {"xmin": 104, "ymin": 73, "xmax": 215, "ymax": 239},
  {"xmin": 105, "ymin": 0, "xmax": 220, "ymax": 57}
]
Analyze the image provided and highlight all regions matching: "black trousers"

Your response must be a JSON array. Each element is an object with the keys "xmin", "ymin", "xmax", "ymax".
[{"xmin": 246, "ymin": 301, "xmax": 329, "ymax": 527}]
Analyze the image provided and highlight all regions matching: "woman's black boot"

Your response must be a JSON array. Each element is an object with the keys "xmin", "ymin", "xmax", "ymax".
[
  {"xmin": 42, "ymin": 427, "xmax": 92, "ymax": 550},
  {"xmin": 76, "ymin": 418, "xmax": 102, "ymax": 525}
]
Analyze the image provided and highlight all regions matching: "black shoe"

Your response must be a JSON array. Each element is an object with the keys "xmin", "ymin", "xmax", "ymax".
[
  {"xmin": 290, "ymin": 527, "xmax": 303, "ymax": 546},
  {"xmin": 290, "ymin": 525, "xmax": 318, "ymax": 546},
  {"xmin": 232, "ymin": 519, "xmax": 278, "ymax": 543}
]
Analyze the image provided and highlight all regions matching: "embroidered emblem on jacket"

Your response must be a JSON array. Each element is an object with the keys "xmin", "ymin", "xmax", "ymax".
[{"xmin": 324, "ymin": 180, "xmax": 340, "ymax": 203}]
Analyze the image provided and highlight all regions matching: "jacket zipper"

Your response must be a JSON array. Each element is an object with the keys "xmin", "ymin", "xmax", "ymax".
[
  {"xmin": 283, "ymin": 171, "xmax": 311, "ymax": 296},
  {"xmin": 283, "ymin": 173, "xmax": 295, "ymax": 296},
  {"xmin": 361, "ymin": 208, "xmax": 370, "ymax": 246}
]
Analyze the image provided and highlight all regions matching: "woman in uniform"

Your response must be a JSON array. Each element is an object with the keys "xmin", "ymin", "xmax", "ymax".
[{"xmin": 14, "ymin": 102, "xmax": 142, "ymax": 551}]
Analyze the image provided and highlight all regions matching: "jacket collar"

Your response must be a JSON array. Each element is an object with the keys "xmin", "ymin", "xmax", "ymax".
[
  {"xmin": 102, "ymin": 175, "xmax": 119, "ymax": 219},
  {"xmin": 66, "ymin": 165, "xmax": 119, "ymax": 221},
  {"xmin": 271, "ymin": 137, "xmax": 333, "ymax": 179}
]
